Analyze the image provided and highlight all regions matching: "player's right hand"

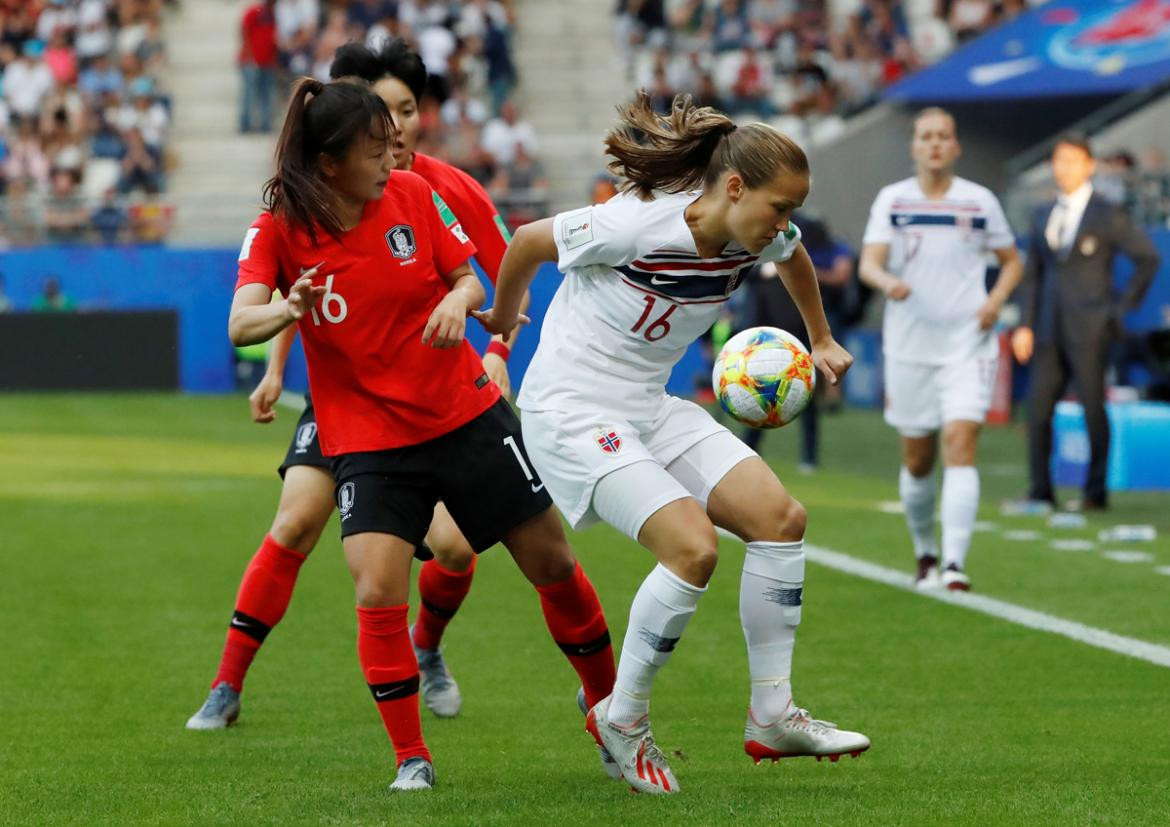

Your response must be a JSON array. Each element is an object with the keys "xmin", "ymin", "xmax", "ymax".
[
  {"xmin": 249, "ymin": 373, "xmax": 282, "ymax": 424},
  {"xmin": 470, "ymin": 306, "xmax": 531, "ymax": 337},
  {"xmin": 1011, "ymin": 326, "xmax": 1034, "ymax": 364},
  {"xmin": 883, "ymin": 278, "xmax": 911, "ymax": 301},
  {"xmin": 286, "ymin": 273, "xmax": 326, "ymax": 320}
]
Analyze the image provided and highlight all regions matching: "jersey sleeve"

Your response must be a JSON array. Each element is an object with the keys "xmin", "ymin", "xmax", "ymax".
[
  {"xmin": 862, "ymin": 187, "xmax": 894, "ymax": 245},
  {"xmin": 552, "ymin": 196, "xmax": 641, "ymax": 272},
  {"xmin": 235, "ymin": 213, "xmax": 282, "ymax": 293},
  {"xmin": 427, "ymin": 184, "xmax": 478, "ymax": 276},
  {"xmin": 435, "ymin": 167, "xmax": 510, "ymax": 283},
  {"xmin": 982, "ymin": 191, "xmax": 1015, "ymax": 250},
  {"xmin": 759, "ymin": 221, "xmax": 802, "ymax": 263}
]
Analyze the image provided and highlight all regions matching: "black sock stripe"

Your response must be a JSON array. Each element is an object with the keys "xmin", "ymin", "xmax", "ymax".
[
  {"xmin": 229, "ymin": 610, "xmax": 272, "ymax": 643},
  {"xmin": 421, "ymin": 598, "xmax": 458, "ymax": 620},
  {"xmin": 368, "ymin": 676, "xmax": 420, "ymax": 703},
  {"xmin": 556, "ymin": 629, "xmax": 611, "ymax": 658}
]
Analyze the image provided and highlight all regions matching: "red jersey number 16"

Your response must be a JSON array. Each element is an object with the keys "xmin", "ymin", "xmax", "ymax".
[{"xmin": 309, "ymin": 274, "xmax": 348, "ymax": 326}]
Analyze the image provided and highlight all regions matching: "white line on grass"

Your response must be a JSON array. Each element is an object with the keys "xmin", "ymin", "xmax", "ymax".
[
  {"xmin": 805, "ymin": 543, "xmax": 1170, "ymax": 670},
  {"xmin": 714, "ymin": 528, "xmax": 1170, "ymax": 669}
]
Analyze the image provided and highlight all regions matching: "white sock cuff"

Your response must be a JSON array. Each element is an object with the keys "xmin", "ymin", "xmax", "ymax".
[
  {"xmin": 900, "ymin": 465, "xmax": 934, "ymax": 491},
  {"xmin": 647, "ymin": 563, "xmax": 706, "ymax": 612},
  {"xmin": 943, "ymin": 465, "xmax": 978, "ymax": 482},
  {"xmin": 745, "ymin": 540, "xmax": 803, "ymax": 558}
]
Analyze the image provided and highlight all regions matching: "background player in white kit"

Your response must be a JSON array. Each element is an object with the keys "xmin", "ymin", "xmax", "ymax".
[
  {"xmin": 474, "ymin": 92, "xmax": 870, "ymax": 795},
  {"xmin": 859, "ymin": 108, "xmax": 1022, "ymax": 591}
]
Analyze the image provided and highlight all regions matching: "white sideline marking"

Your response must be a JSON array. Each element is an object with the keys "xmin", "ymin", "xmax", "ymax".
[
  {"xmin": 805, "ymin": 544, "xmax": 1170, "ymax": 669},
  {"xmin": 1102, "ymin": 550, "xmax": 1155, "ymax": 564},
  {"xmin": 715, "ymin": 529, "xmax": 1170, "ymax": 669}
]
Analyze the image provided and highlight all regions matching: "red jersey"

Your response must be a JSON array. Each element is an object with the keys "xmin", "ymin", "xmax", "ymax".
[
  {"xmin": 409, "ymin": 152, "xmax": 510, "ymax": 283},
  {"xmin": 235, "ymin": 170, "xmax": 500, "ymax": 456},
  {"xmin": 239, "ymin": 4, "xmax": 278, "ymax": 68}
]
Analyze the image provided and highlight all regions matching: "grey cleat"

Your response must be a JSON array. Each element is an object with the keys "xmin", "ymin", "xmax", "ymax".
[
  {"xmin": 185, "ymin": 682, "xmax": 241, "ymax": 730},
  {"xmin": 390, "ymin": 756, "xmax": 435, "ymax": 791},
  {"xmin": 411, "ymin": 625, "xmax": 462, "ymax": 718},
  {"xmin": 577, "ymin": 687, "xmax": 622, "ymax": 780}
]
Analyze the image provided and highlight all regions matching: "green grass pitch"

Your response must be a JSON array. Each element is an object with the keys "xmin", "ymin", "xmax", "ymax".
[{"xmin": 1, "ymin": 394, "xmax": 1168, "ymax": 825}]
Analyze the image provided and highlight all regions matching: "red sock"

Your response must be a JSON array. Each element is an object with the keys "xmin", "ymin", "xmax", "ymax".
[
  {"xmin": 357, "ymin": 604, "xmax": 430, "ymax": 766},
  {"xmin": 412, "ymin": 556, "xmax": 477, "ymax": 651},
  {"xmin": 535, "ymin": 562, "xmax": 616, "ymax": 709},
  {"xmin": 213, "ymin": 534, "xmax": 307, "ymax": 692}
]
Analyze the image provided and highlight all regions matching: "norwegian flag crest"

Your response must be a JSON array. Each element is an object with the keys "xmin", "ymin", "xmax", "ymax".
[{"xmin": 596, "ymin": 430, "xmax": 622, "ymax": 454}]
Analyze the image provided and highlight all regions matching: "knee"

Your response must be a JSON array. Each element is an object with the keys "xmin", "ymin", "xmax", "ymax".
[
  {"xmin": 270, "ymin": 508, "xmax": 325, "ymax": 555},
  {"xmin": 352, "ymin": 575, "xmax": 401, "ymax": 608},
  {"xmin": 775, "ymin": 497, "xmax": 807, "ymax": 541},
  {"xmin": 905, "ymin": 454, "xmax": 934, "ymax": 477},
  {"xmin": 432, "ymin": 543, "xmax": 475, "ymax": 573},
  {"xmin": 674, "ymin": 525, "xmax": 720, "ymax": 585}
]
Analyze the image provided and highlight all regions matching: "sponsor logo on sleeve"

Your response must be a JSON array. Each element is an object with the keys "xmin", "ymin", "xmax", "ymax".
[{"xmin": 561, "ymin": 207, "xmax": 594, "ymax": 250}]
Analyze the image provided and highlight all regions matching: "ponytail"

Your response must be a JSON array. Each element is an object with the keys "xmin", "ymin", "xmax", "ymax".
[
  {"xmin": 604, "ymin": 92, "xmax": 808, "ymax": 200},
  {"xmin": 263, "ymin": 77, "xmax": 395, "ymax": 243}
]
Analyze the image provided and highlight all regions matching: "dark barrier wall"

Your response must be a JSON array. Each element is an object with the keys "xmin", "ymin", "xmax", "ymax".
[
  {"xmin": 0, "ymin": 246, "xmax": 710, "ymax": 395},
  {"xmin": 0, "ymin": 311, "xmax": 179, "ymax": 390}
]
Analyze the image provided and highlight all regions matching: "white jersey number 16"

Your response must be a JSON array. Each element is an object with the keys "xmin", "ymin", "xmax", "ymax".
[{"xmin": 630, "ymin": 295, "xmax": 677, "ymax": 342}]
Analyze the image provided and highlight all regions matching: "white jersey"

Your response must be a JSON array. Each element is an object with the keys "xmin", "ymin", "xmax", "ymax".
[
  {"xmin": 517, "ymin": 190, "xmax": 801, "ymax": 420},
  {"xmin": 863, "ymin": 176, "xmax": 1014, "ymax": 364}
]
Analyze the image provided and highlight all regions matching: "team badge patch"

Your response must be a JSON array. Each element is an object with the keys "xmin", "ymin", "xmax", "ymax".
[
  {"xmin": 338, "ymin": 482, "xmax": 355, "ymax": 519},
  {"xmin": 294, "ymin": 422, "xmax": 317, "ymax": 453},
  {"xmin": 596, "ymin": 429, "xmax": 622, "ymax": 454},
  {"xmin": 386, "ymin": 225, "xmax": 416, "ymax": 259}
]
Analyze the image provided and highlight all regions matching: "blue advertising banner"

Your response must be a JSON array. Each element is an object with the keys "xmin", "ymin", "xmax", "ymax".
[{"xmin": 887, "ymin": 0, "xmax": 1170, "ymax": 102}]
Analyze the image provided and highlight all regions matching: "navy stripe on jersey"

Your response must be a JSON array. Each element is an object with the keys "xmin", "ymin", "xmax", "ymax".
[
  {"xmin": 616, "ymin": 265, "xmax": 748, "ymax": 303},
  {"xmin": 891, "ymin": 213, "xmax": 987, "ymax": 230}
]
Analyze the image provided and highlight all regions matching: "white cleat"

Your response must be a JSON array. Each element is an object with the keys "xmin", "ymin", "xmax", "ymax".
[
  {"xmin": 411, "ymin": 624, "xmax": 462, "ymax": 718},
  {"xmin": 577, "ymin": 687, "xmax": 622, "ymax": 780},
  {"xmin": 942, "ymin": 563, "xmax": 971, "ymax": 591},
  {"xmin": 744, "ymin": 705, "xmax": 870, "ymax": 764},
  {"xmin": 185, "ymin": 683, "xmax": 241, "ymax": 730},
  {"xmin": 585, "ymin": 695, "xmax": 678, "ymax": 795},
  {"xmin": 389, "ymin": 756, "xmax": 435, "ymax": 791}
]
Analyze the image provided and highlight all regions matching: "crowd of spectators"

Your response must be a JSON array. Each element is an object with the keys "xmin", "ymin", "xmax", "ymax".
[
  {"xmin": 617, "ymin": 0, "xmax": 1042, "ymax": 144},
  {"xmin": 238, "ymin": 0, "xmax": 546, "ymax": 228},
  {"xmin": 0, "ymin": 0, "xmax": 175, "ymax": 247}
]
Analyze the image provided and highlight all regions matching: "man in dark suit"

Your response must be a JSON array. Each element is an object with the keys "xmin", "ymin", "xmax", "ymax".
[{"xmin": 1012, "ymin": 135, "xmax": 1160, "ymax": 511}]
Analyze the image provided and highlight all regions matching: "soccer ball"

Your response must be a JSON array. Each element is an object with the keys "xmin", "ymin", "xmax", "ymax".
[{"xmin": 712, "ymin": 326, "xmax": 816, "ymax": 429}]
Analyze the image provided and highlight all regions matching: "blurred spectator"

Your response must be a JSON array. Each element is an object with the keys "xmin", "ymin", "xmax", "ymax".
[
  {"xmin": 115, "ymin": 77, "xmax": 168, "ymax": 154},
  {"xmin": 4, "ymin": 118, "xmax": 52, "ymax": 190},
  {"xmin": 4, "ymin": 40, "xmax": 55, "ymax": 121},
  {"xmin": 730, "ymin": 48, "xmax": 775, "ymax": 116},
  {"xmin": 44, "ymin": 30, "xmax": 79, "ymax": 85},
  {"xmin": 79, "ymin": 51, "xmax": 125, "ymax": 102},
  {"xmin": 1095, "ymin": 150, "xmax": 1137, "ymax": 207},
  {"xmin": 590, "ymin": 173, "xmax": 619, "ymax": 205},
  {"xmin": 490, "ymin": 143, "xmax": 548, "ymax": 229},
  {"xmin": 0, "ymin": 273, "xmax": 11, "ymax": 312},
  {"xmin": 43, "ymin": 167, "xmax": 89, "ymax": 243},
  {"xmin": 0, "ymin": 178, "xmax": 41, "ymax": 246},
  {"xmin": 37, "ymin": 0, "xmax": 79, "ymax": 43},
  {"xmin": 116, "ymin": 127, "xmax": 161, "ymax": 194},
  {"xmin": 480, "ymin": 99, "xmax": 536, "ymax": 166},
  {"xmin": 238, "ymin": 0, "xmax": 278, "ymax": 133},
  {"xmin": 708, "ymin": 0, "xmax": 751, "ymax": 53},
  {"xmin": 32, "ymin": 276, "xmax": 76, "ymax": 312},
  {"xmin": 948, "ymin": 0, "xmax": 996, "ymax": 43},
  {"xmin": 276, "ymin": 0, "xmax": 318, "ymax": 76},
  {"xmin": 76, "ymin": 0, "xmax": 116, "ymax": 63},
  {"xmin": 91, "ymin": 187, "xmax": 129, "ymax": 244},
  {"xmin": 440, "ymin": 80, "xmax": 489, "ymax": 127},
  {"xmin": 128, "ymin": 194, "xmax": 174, "ymax": 242}
]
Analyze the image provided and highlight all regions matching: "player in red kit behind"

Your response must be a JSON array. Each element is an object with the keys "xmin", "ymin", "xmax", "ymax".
[
  {"xmin": 186, "ymin": 41, "xmax": 528, "ymax": 732},
  {"xmin": 223, "ymin": 78, "xmax": 614, "ymax": 792}
]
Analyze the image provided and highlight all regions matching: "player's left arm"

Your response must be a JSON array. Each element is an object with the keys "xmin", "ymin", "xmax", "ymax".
[
  {"xmin": 976, "ymin": 245, "xmax": 1024, "ymax": 331},
  {"xmin": 774, "ymin": 242, "xmax": 853, "ymax": 385}
]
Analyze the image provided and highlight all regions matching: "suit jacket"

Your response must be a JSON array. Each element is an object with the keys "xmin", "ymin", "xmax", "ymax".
[{"xmin": 1022, "ymin": 194, "xmax": 1160, "ymax": 349}]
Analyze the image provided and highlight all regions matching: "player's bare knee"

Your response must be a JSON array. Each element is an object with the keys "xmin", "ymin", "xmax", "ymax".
[
  {"xmin": 352, "ymin": 576, "xmax": 401, "ymax": 608},
  {"xmin": 777, "ymin": 497, "xmax": 807, "ymax": 541},
  {"xmin": 431, "ymin": 540, "xmax": 475, "ymax": 572},
  {"xmin": 270, "ymin": 508, "xmax": 324, "ymax": 555},
  {"xmin": 677, "ymin": 526, "xmax": 719, "ymax": 584},
  {"xmin": 906, "ymin": 454, "xmax": 934, "ymax": 477}
]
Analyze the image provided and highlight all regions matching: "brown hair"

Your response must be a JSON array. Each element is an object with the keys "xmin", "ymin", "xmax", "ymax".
[
  {"xmin": 603, "ymin": 92, "xmax": 808, "ymax": 200},
  {"xmin": 1054, "ymin": 132, "xmax": 1093, "ymax": 159},
  {"xmin": 263, "ymin": 77, "xmax": 394, "ymax": 242},
  {"xmin": 913, "ymin": 106, "xmax": 956, "ymax": 134}
]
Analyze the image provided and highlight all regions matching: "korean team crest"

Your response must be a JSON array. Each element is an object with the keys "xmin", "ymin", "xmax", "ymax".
[
  {"xmin": 596, "ymin": 428, "xmax": 622, "ymax": 454},
  {"xmin": 385, "ymin": 224, "xmax": 416, "ymax": 259},
  {"xmin": 294, "ymin": 422, "xmax": 317, "ymax": 453},
  {"xmin": 338, "ymin": 482, "xmax": 355, "ymax": 519}
]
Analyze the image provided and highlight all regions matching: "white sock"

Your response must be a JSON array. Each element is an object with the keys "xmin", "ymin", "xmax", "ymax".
[
  {"xmin": 740, "ymin": 540, "xmax": 804, "ymax": 722},
  {"xmin": 941, "ymin": 466, "xmax": 979, "ymax": 570},
  {"xmin": 608, "ymin": 563, "xmax": 706, "ymax": 727},
  {"xmin": 899, "ymin": 466, "xmax": 938, "ymax": 560}
]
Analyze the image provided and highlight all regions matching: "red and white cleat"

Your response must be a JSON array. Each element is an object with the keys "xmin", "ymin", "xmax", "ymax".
[
  {"xmin": 585, "ymin": 694, "xmax": 679, "ymax": 795},
  {"xmin": 744, "ymin": 705, "xmax": 870, "ymax": 764},
  {"xmin": 942, "ymin": 563, "xmax": 971, "ymax": 591}
]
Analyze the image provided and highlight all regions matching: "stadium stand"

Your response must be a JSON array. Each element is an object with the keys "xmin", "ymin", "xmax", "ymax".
[{"xmin": 0, "ymin": 0, "xmax": 175, "ymax": 246}]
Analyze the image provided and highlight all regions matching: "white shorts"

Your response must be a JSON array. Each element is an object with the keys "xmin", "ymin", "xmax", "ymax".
[
  {"xmin": 883, "ymin": 356, "xmax": 997, "ymax": 437},
  {"xmin": 520, "ymin": 397, "xmax": 757, "ymax": 539}
]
